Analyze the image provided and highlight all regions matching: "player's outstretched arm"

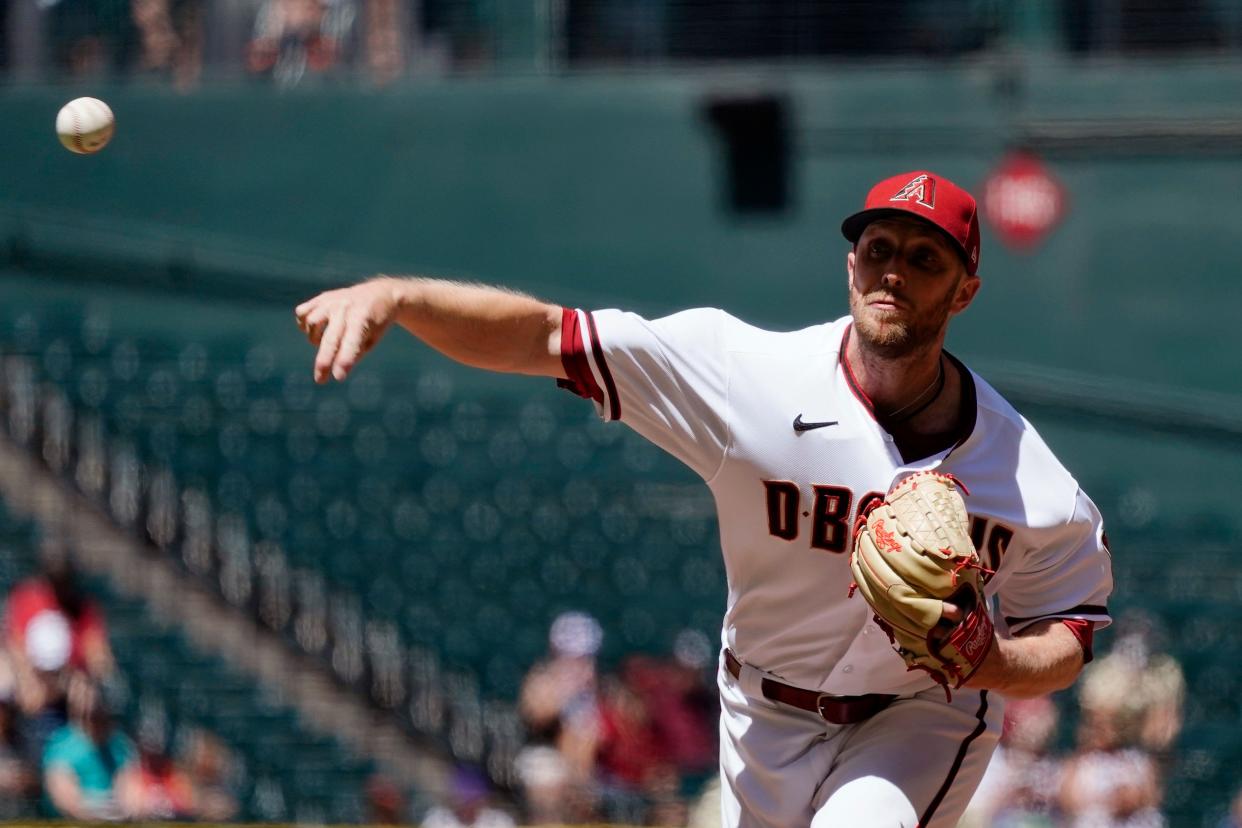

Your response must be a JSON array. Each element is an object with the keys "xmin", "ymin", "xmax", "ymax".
[
  {"xmin": 295, "ymin": 276, "xmax": 566, "ymax": 383},
  {"xmin": 960, "ymin": 617, "xmax": 1085, "ymax": 698}
]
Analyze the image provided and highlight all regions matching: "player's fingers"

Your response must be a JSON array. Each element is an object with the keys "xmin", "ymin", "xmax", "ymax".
[
  {"xmin": 940, "ymin": 602, "xmax": 963, "ymax": 625},
  {"xmin": 295, "ymin": 297, "xmax": 329, "ymax": 329},
  {"xmin": 313, "ymin": 313, "xmax": 347, "ymax": 383},
  {"xmin": 332, "ymin": 316, "xmax": 370, "ymax": 381},
  {"xmin": 294, "ymin": 299, "xmax": 315, "ymax": 321},
  {"xmin": 295, "ymin": 289, "xmax": 340, "ymax": 317},
  {"xmin": 298, "ymin": 307, "xmax": 330, "ymax": 344},
  {"xmin": 301, "ymin": 305, "xmax": 330, "ymax": 329}
]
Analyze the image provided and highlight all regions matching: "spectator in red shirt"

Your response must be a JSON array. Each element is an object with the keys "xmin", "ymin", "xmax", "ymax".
[
  {"xmin": 5, "ymin": 556, "xmax": 113, "ymax": 681},
  {"xmin": 130, "ymin": 714, "xmax": 196, "ymax": 820},
  {"xmin": 621, "ymin": 630, "xmax": 718, "ymax": 776},
  {"xmin": 10, "ymin": 608, "xmax": 73, "ymax": 767}
]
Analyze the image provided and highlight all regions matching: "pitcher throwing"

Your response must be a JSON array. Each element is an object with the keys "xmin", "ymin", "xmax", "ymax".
[{"xmin": 296, "ymin": 170, "xmax": 1113, "ymax": 827}]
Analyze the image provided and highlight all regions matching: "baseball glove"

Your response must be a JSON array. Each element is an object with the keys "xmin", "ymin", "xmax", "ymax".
[{"xmin": 850, "ymin": 471, "xmax": 994, "ymax": 694}]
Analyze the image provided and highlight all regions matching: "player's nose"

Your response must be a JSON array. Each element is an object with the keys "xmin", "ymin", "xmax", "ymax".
[{"xmin": 880, "ymin": 268, "xmax": 906, "ymax": 288}]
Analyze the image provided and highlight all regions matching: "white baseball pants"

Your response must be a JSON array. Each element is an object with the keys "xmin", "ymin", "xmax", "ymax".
[{"xmin": 718, "ymin": 656, "xmax": 1003, "ymax": 828}]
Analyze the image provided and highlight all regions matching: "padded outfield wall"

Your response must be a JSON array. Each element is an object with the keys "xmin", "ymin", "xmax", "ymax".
[{"xmin": 1, "ymin": 62, "xmax": 1241, "ymax": 397}]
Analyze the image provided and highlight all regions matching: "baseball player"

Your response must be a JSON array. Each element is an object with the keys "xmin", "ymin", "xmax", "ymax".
[{"xmin": 295, "ymin": 170, "xmax": 1113, "ymax": 827}]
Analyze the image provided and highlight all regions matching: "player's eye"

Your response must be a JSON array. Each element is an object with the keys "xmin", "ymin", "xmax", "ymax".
[{"xmin": 869, "ymin": 242, "xmax": 890, "ymax": 258}]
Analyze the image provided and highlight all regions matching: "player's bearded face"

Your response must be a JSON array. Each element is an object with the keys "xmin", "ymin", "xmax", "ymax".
[
  {"xmin": 849, "ymin": 277, "xmax": 959, "ymax": 358},
  {"xmin": 847, "ymin": 222, "xmax": 968, "ymax": 359}
]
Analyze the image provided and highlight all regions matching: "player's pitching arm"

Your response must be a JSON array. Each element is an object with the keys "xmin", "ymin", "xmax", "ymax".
[
  {"xmin": 295, "ymin": 276, "xmax": 567, "ymax": 382},
  {"xmin": 973, "ymin": 618, "xmax": 1085, "ymax": 698},
  {"xmin": 942, "ymin": 605, "xmax": 1085, "ymax": 699}
]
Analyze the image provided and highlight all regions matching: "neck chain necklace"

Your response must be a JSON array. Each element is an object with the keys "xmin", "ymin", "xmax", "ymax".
[{"xmin": 882, "ymin": 357, "xmax": 945, "ymax": 423}]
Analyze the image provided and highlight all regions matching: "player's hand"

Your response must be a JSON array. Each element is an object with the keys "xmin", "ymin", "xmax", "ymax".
[
  {"xmin": 932, "ymin": 602, "xmax": 968, "ymax": 643},
  {"xmin": 295, "ymin": 277, "xmax": 401, "ymax": 383}
]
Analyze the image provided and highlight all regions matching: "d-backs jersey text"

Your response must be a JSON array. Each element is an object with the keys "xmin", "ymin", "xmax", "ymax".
[{"xmin": 558, "ymin": 307, "xmax": 1113, "ymax": 696}]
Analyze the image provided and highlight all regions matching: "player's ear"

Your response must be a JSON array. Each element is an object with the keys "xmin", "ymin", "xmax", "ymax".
[
  {"xmin": 846, "ymin": 248, "xmax": 857, "ymax": 285},
  {"xmin": 950, "ymin": 272, "xmax": 981, "ymax": 315}
]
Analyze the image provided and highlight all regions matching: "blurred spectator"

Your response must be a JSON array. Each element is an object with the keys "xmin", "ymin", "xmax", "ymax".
[
  {"xmin": 1218, "ymin": 787, "xmax": 1242, "ymax": 828},
  {"xmin": 513, "ymin": 742, "xmax": 575, "ymax": 825},
  {"xmin": 961, "ymin": 695, "xmax": 1063, "ymax": 828},
  {"xmin": 365, "ymin": 773, "xmax": 406, "ymax": 825},
  {"xmin": 11, "ymin": 609, "xmax": 72, "ymax": 767},
  {"xmin": 422, "ymin": 766, "xmax": 515, "ymax": 828},
  {"xmin": 246, "ymin": 0, "xmax": 355, "ymax": 84},
  {"xmin": 42, "ymin": 675, "xmax": 140, "ymax": 820},
  {"xmin": 181, "ymin": 727, "xmax": 239, "ymax": 822},
  {"xmin": 515, "ymin": 610, "xmax": 603, "ymax": 823},
  {"xmin": 130, "ymin": 0, "xmax": 204, "ymax": 87},
  {"xmin": 129, "ymin": 711, "xmax": 195, "ymax": 819},
  {"xmin": 1059, "ymin": 709, "xmax": 1165, "ymax": 828},
  {"xmin": 1079, "ymin": 610, "xmax": 1184, "ymax": 756},
  {"xmin": 363, "ymin": 0, "xmax": 404, "ymax": 83},
  {"xmin": 594, "ymin": 674, "xmax": 665, "ymax": 823},
  {"xmin": 5, "ymin": 555, "xmax": 114, "ymax": 682},
  {"xmin": 595, "ymin": 632, "xmax": 717, "ymax": 824},
  {"xmin": 644, "ymin": 768, "xmax": 690, "ymax": 828},
  {"xmin": 0, "ymin": 652, "xmax": 39, "ymax": 820},
  {"xmin": 625, "ymin": 629, "xmax": 717, "ymax": 776},
  {"xmin": 44, "ymin": 0, "xmax": 133, "ymax": 76}
]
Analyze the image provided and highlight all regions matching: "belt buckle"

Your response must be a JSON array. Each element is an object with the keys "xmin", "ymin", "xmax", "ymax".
[{"xmin": 815, "ymin": 692, "xmax": 838, "ymax": 722}]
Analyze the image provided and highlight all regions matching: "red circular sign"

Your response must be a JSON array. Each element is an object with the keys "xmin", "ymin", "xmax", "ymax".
[{"xmin": 982, "ymin": 153, "xmax": 1068, "ymax": 251}]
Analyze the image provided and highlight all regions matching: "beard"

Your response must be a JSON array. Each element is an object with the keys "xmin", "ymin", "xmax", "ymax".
[{"xmin": 848, "ymin": 282, "xmax": 958, "ymax": 360}]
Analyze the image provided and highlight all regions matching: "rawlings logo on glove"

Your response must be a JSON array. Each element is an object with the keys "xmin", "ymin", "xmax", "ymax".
[{"xmin": 849, "ymin": 471, "xmax": 995, "ymax": 697}]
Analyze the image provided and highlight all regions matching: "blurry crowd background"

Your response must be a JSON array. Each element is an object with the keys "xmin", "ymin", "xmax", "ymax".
[
  {"xmin": 0, "ymin": 550, "xmax": 243, "ymax": 822},
  {"xmin": 0, "ymin": 275, "xmax": 1238, "ymax": 826},
  {"xmin": 4, "ymin": 537, "xmax": 1223, "ymax": 827},
  {"xmin": 1, "ymin": 0, "xmax": 1242, "ymax": 86}
]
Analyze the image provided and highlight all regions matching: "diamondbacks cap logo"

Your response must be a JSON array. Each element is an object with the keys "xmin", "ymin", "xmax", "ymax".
[{"xmin": 890, "ymin": 174, "xmax": 936, "ymax": 210}]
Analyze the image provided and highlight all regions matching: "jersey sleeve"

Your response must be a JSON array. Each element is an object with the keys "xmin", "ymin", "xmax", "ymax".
[
  {"xmin": 557, "ymin": 307, "xmax": 730, "ymax": 480},
  {"xmin": 997, "ymin": 487, "xmax": 1113, "ymax": 635}
]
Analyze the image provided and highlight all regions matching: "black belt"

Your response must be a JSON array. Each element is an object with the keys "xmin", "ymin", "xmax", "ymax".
[{"xmin": 725, "ymin": 649, "xmax": 896, "ymax": 725}]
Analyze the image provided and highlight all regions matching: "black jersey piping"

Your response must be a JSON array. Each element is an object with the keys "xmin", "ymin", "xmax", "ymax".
[
  {"xmin": 1004, "ymin": 604, "xmax": 1110, "ymax": 627},
  {"xmin": 584, "ymin": 311, "xmax": 621, "ymax": 421},
  {"xmin": 917, "ymin": 690, "xmax": 990, "ymax": 828}
]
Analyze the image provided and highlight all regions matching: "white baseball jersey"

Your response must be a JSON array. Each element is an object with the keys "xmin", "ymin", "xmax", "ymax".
[{"xmin": 559, "ymin": 308, "xmax": 1113, "ymax": 697}]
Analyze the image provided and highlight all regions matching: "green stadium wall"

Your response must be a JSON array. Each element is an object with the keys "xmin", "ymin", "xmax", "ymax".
[{"xmin": 2, "ymin": 63, "xmax": 1241, "ymax": 396}]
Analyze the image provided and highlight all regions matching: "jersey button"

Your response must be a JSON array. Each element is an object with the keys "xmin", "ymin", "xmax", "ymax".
[{"xmin": 843, "ymin": 665, "xmax": 854, "ymax": 673}]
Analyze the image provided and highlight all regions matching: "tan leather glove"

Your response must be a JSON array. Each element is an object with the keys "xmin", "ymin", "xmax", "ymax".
[{"xmin": 851, "ymin": 472, "xmax": 995, "ymax": 694}]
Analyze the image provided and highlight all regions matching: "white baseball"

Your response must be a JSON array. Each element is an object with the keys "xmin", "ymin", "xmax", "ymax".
[{"xmin": 56, "ymin": 97, "xmax": 115, "ymax": 155}]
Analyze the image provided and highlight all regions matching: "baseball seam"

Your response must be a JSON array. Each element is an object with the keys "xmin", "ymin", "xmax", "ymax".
[{"xmin": 72, "ymin": 106, "xmax": 83, "ymax": 152}]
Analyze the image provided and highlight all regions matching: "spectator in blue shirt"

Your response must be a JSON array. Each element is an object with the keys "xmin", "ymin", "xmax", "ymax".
[{"xmin": 42, "ymin": 675, "xmax": 138, "ymax": 820}]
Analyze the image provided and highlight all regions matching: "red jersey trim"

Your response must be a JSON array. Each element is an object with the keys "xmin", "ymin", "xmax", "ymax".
[
  {"xmin": 1003, "ymin": 611, "xmax": 1102, "ymax": 664},
  {"xmin": 557, "ymin": 307, "xmax": 604, "ymax": 404},
  {"xmin": 1060, "ymin": 618, "xmax": 1095, "ymax": 664},
  {"xmin": 839, "ymin": 324, "xmax": 878, "ymax": 418}
]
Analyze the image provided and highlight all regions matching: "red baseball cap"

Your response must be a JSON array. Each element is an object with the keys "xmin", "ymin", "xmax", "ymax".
[{"xmin": 841, "ymin": 170, "xmax": 981, "ymax": 275}]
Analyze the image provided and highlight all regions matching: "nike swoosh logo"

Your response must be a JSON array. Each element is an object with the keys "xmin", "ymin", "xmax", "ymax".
[{"xmin": 793, "ymin": 414, "xmax": 838, "ymax": 432}]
